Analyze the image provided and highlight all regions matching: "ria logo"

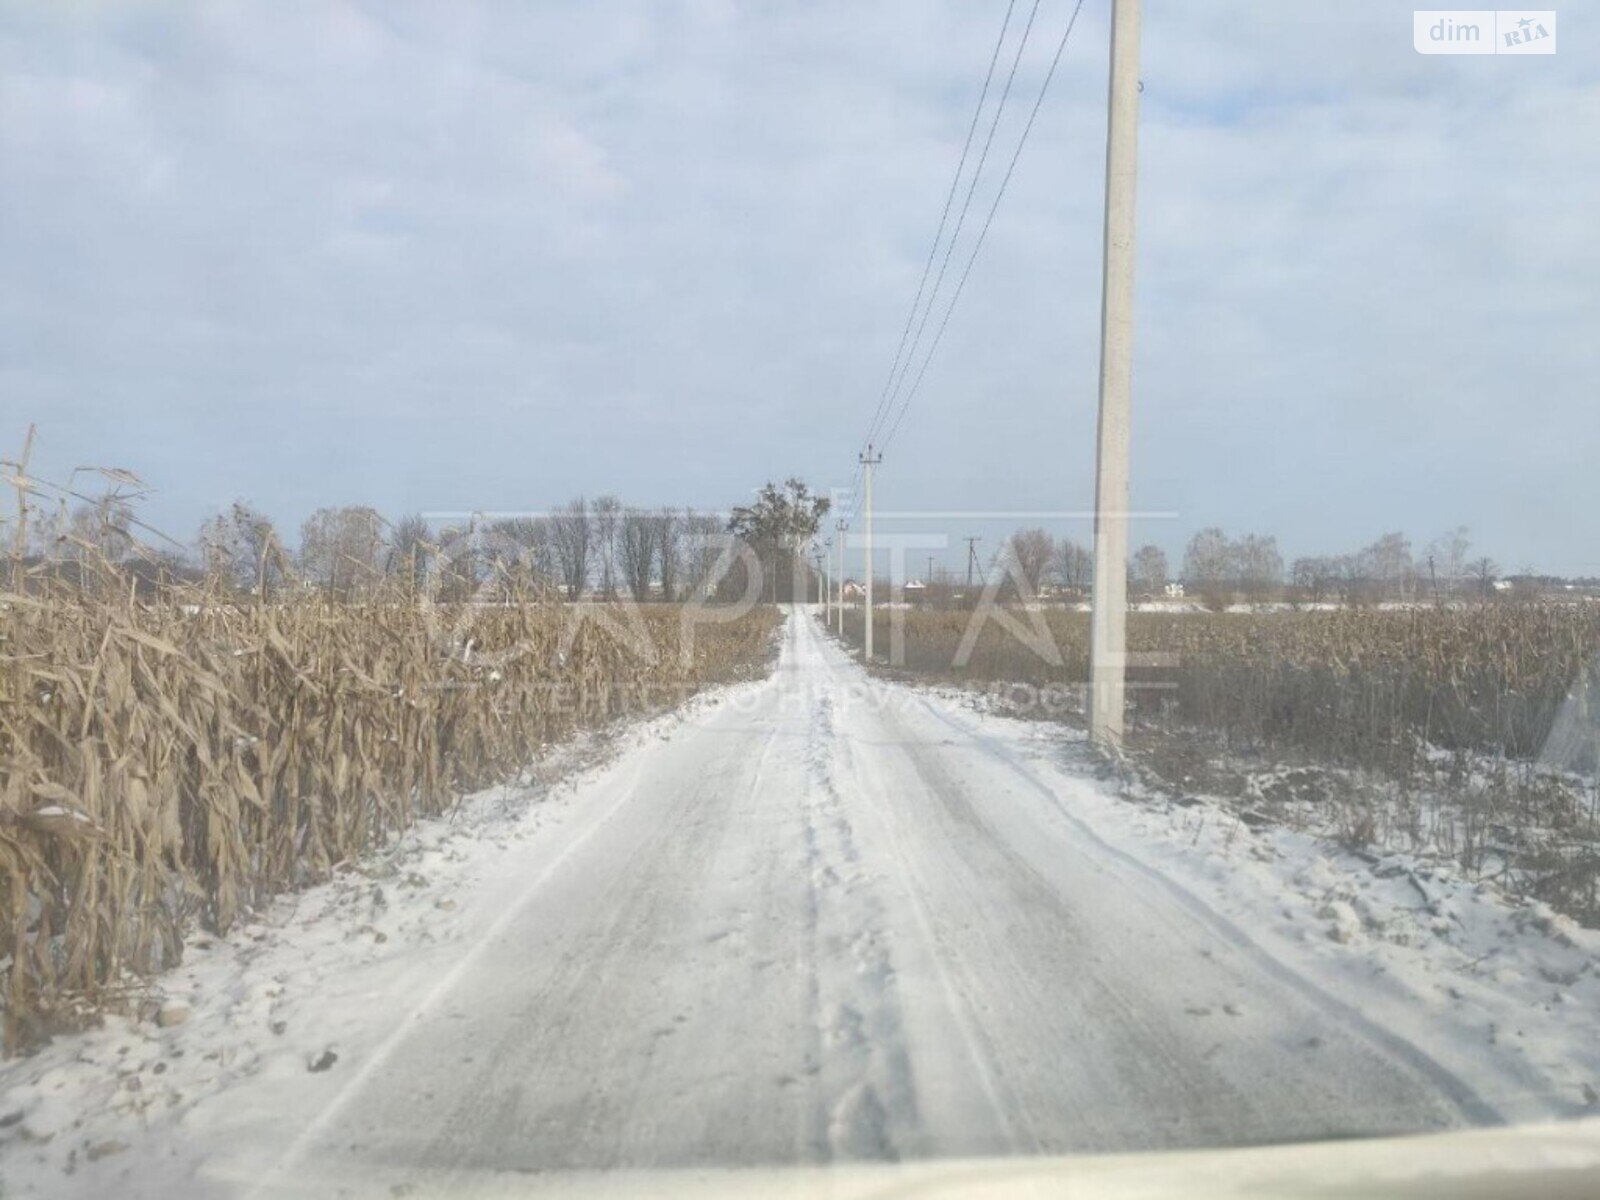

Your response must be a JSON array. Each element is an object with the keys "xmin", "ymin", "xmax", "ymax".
[
  {"xmin": 1502, "ymin": 13, "xmax": 1555, "ymax": 47},
  {"xmin": 1413, "ymin": 10, "xmax": 1557, "ymax": 54}
]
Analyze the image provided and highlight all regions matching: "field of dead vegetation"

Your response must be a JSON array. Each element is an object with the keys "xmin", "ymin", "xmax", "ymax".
[
  {"xmin": 0, "ymin": 568, "xmax": 777, "ymax": 1049},
  {"xmin": 839, "ymin": 603, "xmax": 1600, "ymax": 924}
]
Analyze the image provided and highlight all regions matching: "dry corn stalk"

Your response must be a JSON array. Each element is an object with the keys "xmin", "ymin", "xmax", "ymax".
[{"xmin": 0, "ymin": 562, "xmax": 777, "ymax": 1050}]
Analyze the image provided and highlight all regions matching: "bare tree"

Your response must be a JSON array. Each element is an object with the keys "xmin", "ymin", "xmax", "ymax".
[
  {"xmin": 1235, "ymin": 533, "xmax": 1283, "ymax": 600},
  {"xmin": 681, "ymin": 510, "xmax": 726, "ymax": 600},
  {"xmin": 1424, "ymin": 525, "xmax": 1471, "ymax": 598},
  {"xmin": 199, "ymin": 501, "xmax": 290, "ymax": 594},
  {"xmin": 299, "ymin": 506, "xmax": 384, "ymax": 598},
  {"xmin": 1006, "ymin": 528, "xmax": 1053, "ymax": 597},
  {"xmin": 1360, "ymin": 532, "xmax": 1414, "ymax": 601},
  {"xmin": 1178, "ymin": 528, "xmax": 1280, "ymax": 605},
  {"xmin": 1130, "ymin": 544, "xmax": 1167, "ymax": 596},
  {"xmin": 488, "ymin": 517, "xmax": 555, "ymax": 592},
  {"xmin": 617, "ymin": 506, "xmax": 657, "ymax": 600},
  {"xmin": 550, "ymin": 497, "xmax": 592, "ymax": 599},
  {"xmin": 592, "ymin": 494, "xmax": 621, "ymax": 598},
  {"xmin": 657, "ymin": 507, "xmax": 683, "ymax": 601},
  {"xmin": 1052, "ymin": 537, "xmax": 1094, "ymax": 595},
  {"xmin": 1470, "ymin": 556, "xmax": 1499, "ymax": 600},
  {"xmin": 57, "ymin": 497, "xmax": 134, "ymax": 563},
  {"xmin": 387, "ymin": 513, "xmax": 433, "ymax": 590},
  {"xmin": 1291, "ymin": 556, "xmax": 1339, "ymax": 605},
  {"xmin": 1183, "ymin": 527, "xmax": 1234, "ymax": 606}
]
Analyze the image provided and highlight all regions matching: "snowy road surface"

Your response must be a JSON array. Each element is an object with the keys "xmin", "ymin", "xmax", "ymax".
[
  {"xmin": 232, "ymin": 609, "xmax": 1494, "ymax": 1188},
  {"xmin": 19, "ymin": 605, "xmax": 1600, "ymax": 1198}
]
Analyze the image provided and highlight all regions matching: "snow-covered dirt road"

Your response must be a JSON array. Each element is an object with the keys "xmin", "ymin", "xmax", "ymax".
[{"xmin": 9, "ymin": 607, "xmax": 1599, "ymax": 1197}]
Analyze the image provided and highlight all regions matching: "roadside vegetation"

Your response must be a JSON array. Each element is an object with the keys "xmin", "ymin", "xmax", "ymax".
[
  {"xmin": 0, "ymin": 444, "xmax": 799, "ymax": 1050},
  {"xmin": 839, "ymin": 600, "xmax": 1600, "ymax": 929}
]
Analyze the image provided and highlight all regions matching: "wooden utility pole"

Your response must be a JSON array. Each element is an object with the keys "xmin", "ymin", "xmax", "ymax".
[
  {"xmin": 859, "ymin": 446, "xmax": 881, "ymax": 661},
  {"xmin": 1089, "ymin": 0, "xmax": 1142, "ymax": 749}
]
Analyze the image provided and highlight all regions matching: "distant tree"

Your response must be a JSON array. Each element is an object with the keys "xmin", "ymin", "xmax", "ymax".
[
  {"xmin": 1424, "ymin": 526, "xmax": 1471, "ymax": 597},
  {"xmin": 680, "ymin": 510, "xmax": 727, "ymax": 600},
  {"xmin": 1359, "ymin": 532, "xmax": 1414, "ymax": 601},
  {"xmin": 1291, "ymin": 556, "xmax": 1339, "ymax": 605},
  {"xmin": 1131, "ymin": 544, "xmax": 1168, "ymax": 596},
  {"xmin": 488, "ymin": 516, "xmax": 554, "ymax": 592},
  {"xmin": 25, "ymin": 503, "xmax": 67, "ymax": 559},
  {"xmin": 617, "ymin": 507, "xmax": 657, "ymax": 601},
  {"xmin": 1235, "ymin": 534, "xmax": 1283, "ymax": 599},
  {"xmin": 525, "ymin": 517, "xmax": 556, "ymax": 582},
  {"xmin": 1052, "ymin": 537, "xmax": 1094, "ymax": 595},
  {"xmin": 550, "ymin": 497, "xmax": 592, "ymax": 599},
  {"xmin": 592, "ymin": 494, "xmax": 621, "ymax": 597},
  {"xmin": 1335, "ymin": 552, "xmax": 1376, "ymax": 607},
  {"xmin": 1004, "ymin": 528, "xmax": 1054, "ymax": 598},
  {"xmin": 198, "ymin": 501, "xmax": 290, "ymax": 594},
  {"xmin": 1180, "ymin": 528, "xmax": 1281, "ymax": 605},
  {"xmin": 1183, "ymin": 527, "xmax": 1234, "ymax": 607},
  {"xmin": 388, "ymin": 513, "xmax": 434, "ymax": 590},
  {"xmin": 300, "ymin": 506, "xmax": 384, "ymax": 597},
  {"xmin": 60, "ymin": 497, "xmax": 134, "ymax": 563},
  {"xmin": 656, "ymin": 508, "xmax": 683, "ymax": 601},
  {"xmin": 1470, "ymin": 556, "xmax": 1499, "ymax": 600},
  {"xmin": 727, "ymin": 479, "xmax": 830, "ymax": 602}
]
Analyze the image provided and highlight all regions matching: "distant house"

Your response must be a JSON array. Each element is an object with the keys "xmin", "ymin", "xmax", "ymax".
[{"xmin": 904, "ymin": 579, "xmax": 928, "ymax": 603}]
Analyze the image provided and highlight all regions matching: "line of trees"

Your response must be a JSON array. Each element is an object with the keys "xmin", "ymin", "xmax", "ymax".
[
  {"xmin": 23, "ymin": 496, "xmax": 733, "ymax": 602},
  {"xmin": 976, "ymin": 525, "xmax": 1510, "ymax": 609},
  {"xmin": 994, "ymin": 529, "xmax": 1154, "ymax": 600},
  {"xmin": 272, "ymin": 500, "xmax": 733, "ymax": 602},
  {"xmin": 23, "ymin": 482, "xmax": 839, "ymax": 605},
  {"xmin": 21, "ymin": 485, "xmax": 1517, "ymax": 610}
]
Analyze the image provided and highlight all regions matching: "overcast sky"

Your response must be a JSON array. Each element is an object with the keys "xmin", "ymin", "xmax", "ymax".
[{"xmin": 3, "ymin": 1, "xmax": 1596, "ymax": 573}]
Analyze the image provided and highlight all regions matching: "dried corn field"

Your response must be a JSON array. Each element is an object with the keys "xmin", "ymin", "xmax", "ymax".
[
  {"xmin": 845, "ymin": 604, "xmax": 1600, "ymax": 769},
  {"xmin": 842, "ymin": 604, "xmax": 1600, "ymax": 922},
  {"xmin": 0, "ymin": 574, "xmax": 778, "ymax": 1049}
]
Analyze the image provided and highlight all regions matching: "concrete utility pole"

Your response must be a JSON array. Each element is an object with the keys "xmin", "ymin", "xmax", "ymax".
[
  {"xmin": 859, "ymin": 446, "xmax": 881, "ymax": 661},
  {"xmin": 1089, "ymin": 0, "xmax": 1142, "ymax": 750},
  {"xmin": 822, "ymin": 539, "xmax": 832, "ymax": 621},
  {"xmin": 835, "ymin": 519, "xmax": 847, "ymax": 634}
]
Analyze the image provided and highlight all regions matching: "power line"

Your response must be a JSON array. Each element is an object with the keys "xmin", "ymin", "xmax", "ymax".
[
  {"xmin": 856, "ymin": 0, "xmax": 1021, "ymax": 465},
  {"xmin": 844, "ymin": 0, "xmax": 1090, "ymax": 523},
  {"xmin": 879, "ymin": 0, "xmax": 1088, "ymax": 458},
  {"xmin": 866, "ymin": 0, "xmax": 1049, "ymax": 456}
]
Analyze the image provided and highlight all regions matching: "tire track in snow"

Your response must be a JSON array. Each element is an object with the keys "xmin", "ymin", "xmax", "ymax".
[
  {"xmin": 798, "ymin": 684, "xmax": 917, "ymax": 1160},
  {"xmin": 248, "ymin": 747, "xmax": 661, "ymax": 1198},
  {"xmin": 799, "ymin": 614, "xmax": 1023, "ymax": 1154}
]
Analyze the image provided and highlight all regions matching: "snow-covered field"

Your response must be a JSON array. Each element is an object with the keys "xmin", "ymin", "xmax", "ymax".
[{"xmin": 3, "ymin": 608, "xmax": 1598, "ymax": 1197}]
